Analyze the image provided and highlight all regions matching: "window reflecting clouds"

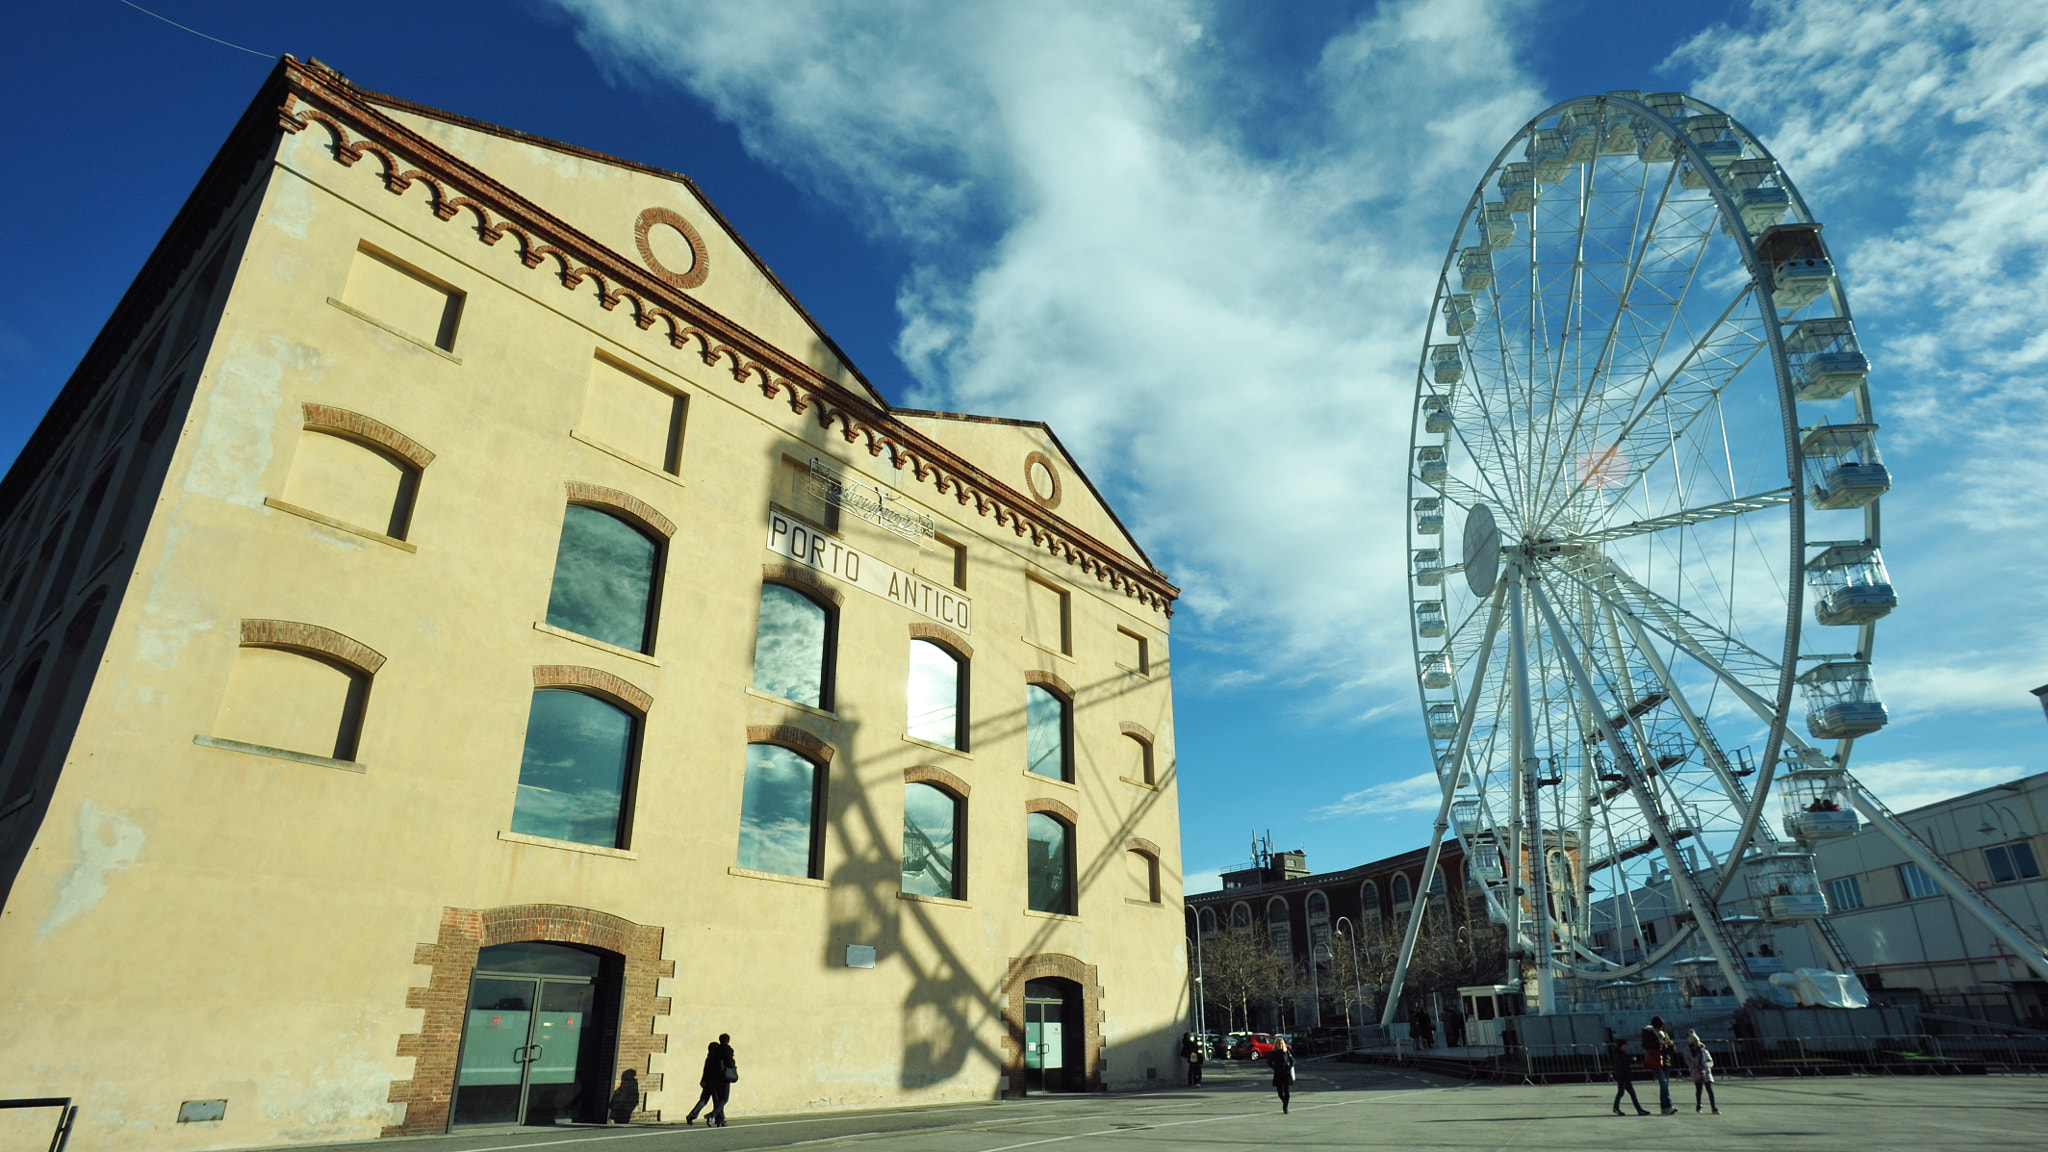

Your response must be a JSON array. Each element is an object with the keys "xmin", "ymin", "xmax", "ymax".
[
  {"xmin": 906, "ymin": 641, "xmax": 961, "ymax": 748},
  {"xmin": 738, "ymin": 743, "xmax": 819, "ymax": 878},
  {"xmin": 510, "ymin": 689, "xmax": 636, "ymax": 848},
  {"xmin": 546, "ymin": 505, "xmax": 659, "ymax": 652},
  {"xmin": 752, "ymin": 584, "xmax": 830, "ymax": 708}
]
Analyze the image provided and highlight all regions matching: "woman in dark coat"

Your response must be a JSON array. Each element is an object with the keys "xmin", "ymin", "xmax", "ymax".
[
  {"xmin": 684, "ymin": 1034, "xmax": 736, "ymax": 1127},
  {"xmin": 1267, "ymin": 1038, "xmax": 1296, "ymax": 1113},
  {"xmin": 1610, "ymin": 1037, "xmax": 1649, "ymax": 1116}
]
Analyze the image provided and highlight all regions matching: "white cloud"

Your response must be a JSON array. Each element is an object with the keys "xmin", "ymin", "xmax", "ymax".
[
  {"xmin": 1844, "ymin": 757, "xmax": 2029, "ymax": 813},
  {"xmin": 1314, "ymin": 769, "xmax": 1441, "ymax": 819},
  {"xmin": 550, "ymin": 0, "xmax": 1545, "ymax": 707}
]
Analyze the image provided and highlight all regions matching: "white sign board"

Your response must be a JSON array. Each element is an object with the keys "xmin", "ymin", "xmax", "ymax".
[{"xmin": 767, "ymin": 511, "xmax": 971, "ymax": 634}]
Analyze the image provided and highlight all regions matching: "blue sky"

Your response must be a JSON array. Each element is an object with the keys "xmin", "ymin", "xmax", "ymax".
[{"xmin": 6, "ymin": 1, "xmax": 2046, "ymax": 892}]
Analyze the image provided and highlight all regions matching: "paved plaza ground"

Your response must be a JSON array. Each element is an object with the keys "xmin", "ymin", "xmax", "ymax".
[{"xmin": 288, "ymin": 1057, "xmax": 2045, "ymax": 1152}]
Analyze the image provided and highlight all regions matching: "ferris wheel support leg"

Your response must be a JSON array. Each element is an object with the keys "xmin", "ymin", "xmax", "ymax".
[
  {"xmin": 1528, "ymin": 578, "xmax": 1756, "ymax": 1007},
  {"xmin": 1510, "ymin": 570, "xmax": 1560, "ymax": 1015},
  {"xmin": 1844, "ymin": 785, "xmax": 2048, "ymax": 983},
  {"xmin": 1382, "ymin": 586, "xmax": 1509, "ymax": 1030}
]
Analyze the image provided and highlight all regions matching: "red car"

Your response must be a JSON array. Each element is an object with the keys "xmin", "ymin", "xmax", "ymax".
[{"xmin": 1230, "ymin": 1032, "xmax": 1279, "ymax": 1059}]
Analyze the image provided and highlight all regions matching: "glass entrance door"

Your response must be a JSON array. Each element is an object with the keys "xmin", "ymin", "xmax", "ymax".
[
  {"xmin": 451, "ymin": 943, "xmax": 610, "ymax": 1128},
  {"xmin": 1022, "ymin": 978, "xmax": 1077, "ymax": 1093}
]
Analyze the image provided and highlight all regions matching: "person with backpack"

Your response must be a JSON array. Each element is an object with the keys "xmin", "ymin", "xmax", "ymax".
[
  {"xmin": 1640, "ymin": 1017, "xmax": 1677, "ymax": 1115},
  {"xmin": 1609, "ymin": 1035, "xmax": 1650, "ymax": 1115},
  {"xmin": 1180, "ymin": 1032, "xmax": 1206, "ymax": 1086},
  {"xmin": 684, "ymin": 1033, "xmax": 737, "ymax": 1127}
]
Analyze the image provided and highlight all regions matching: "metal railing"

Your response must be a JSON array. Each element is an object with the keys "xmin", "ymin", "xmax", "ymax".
[
  {"xmin": 0, "ymin": 1098, "xmax": 77, "ymax": 1152},
  {"xmin": 1348, "ymin": 1033, "xmax": 2048, "ymax": 1082}
]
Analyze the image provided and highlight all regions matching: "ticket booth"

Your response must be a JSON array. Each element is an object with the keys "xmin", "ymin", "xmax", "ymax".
[{"xmin": 1458, "ymin": 984, "xmax": 1524, "ymax": 1047}]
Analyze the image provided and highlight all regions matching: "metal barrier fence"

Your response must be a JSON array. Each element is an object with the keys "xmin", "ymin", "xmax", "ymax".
[
  {"xmin": 0, "ymin": 1097, "xmax": 77, "ymax": 1152},
  {"xmin": 1355, "ymin": 1033, "xmax": 2048, "ymax": 1083}
]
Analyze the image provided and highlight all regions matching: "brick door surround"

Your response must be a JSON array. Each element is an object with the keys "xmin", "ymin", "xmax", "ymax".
[
  {"xmin": 384, "ymin": 904, "xmax": 673, "ymax": 1136},
  {"xmin": 1000, "ymin": 953, "xmax": 1102, "ymax": 1096}
]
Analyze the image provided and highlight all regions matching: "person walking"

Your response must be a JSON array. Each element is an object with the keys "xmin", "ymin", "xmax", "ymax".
[
  {"xmin": 1414, "ymin": 1007, "xmax": 1435, "ymax": 1050},
  {"xmin": 1180, "ymin": 1032, "xmax": 1205, "ymax": 1086},
  {"xmin": 1267, "ymin": 1037, "xmax": 1296, "ymax": 1113},
  {"xmin": 684, "ymin": 1034, "xmax": 737, "ymax": 1127},
  {"xmin": 1685, "ymin": 1030, "xmax": 1720, "ymax": 1114},
  {"xmin": 1640, "ymin": 1017, "xmax": 1676, "ymax": 1114},
  {"xmin": 607, "ymin": 1068, "xmax": 640, "ymax": 1125},
  {"xmin": 1609, "ymin": 1036, "xmax": 1650, "ymax": 1115}
]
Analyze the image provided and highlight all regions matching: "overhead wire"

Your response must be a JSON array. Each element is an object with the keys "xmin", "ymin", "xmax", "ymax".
[{"xmin": 112, "ymin": 0, "xmax": 274, "ymax": 59}]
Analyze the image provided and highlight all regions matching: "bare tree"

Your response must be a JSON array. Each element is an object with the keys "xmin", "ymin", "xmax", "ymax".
[{"xmin": 1198, "ymin": 927, "xmax": 1297, "ymax": 1032}]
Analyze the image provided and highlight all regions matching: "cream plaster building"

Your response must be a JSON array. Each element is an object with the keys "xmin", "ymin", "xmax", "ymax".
[{"xmin": 0, "ymin": 58, "xmax": 1185, "ymax": 1149}]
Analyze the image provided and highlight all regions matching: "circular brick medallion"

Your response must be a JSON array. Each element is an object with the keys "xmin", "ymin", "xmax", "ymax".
[{"xmin": 633, "ymin": 206, "xmax": 710, "ymax": 290}]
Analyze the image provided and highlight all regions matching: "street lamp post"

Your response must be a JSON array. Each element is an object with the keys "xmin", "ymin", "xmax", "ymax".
[
  {"xmin": 1187, "ymin": 930, "xmax": 1208, "ymax": 1040},
  {"xmin": 1335, "ymin": 916, "xmax": 1365, "ymax": 1044}
]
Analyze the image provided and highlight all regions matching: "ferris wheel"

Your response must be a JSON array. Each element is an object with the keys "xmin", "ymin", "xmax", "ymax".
[{"xmin": 1381, "ymin": 91, "xmax": 2048, "ymax": 1018}]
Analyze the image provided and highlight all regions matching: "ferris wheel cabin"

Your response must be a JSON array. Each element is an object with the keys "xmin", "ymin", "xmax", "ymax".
[
  {"xmin": 1756, "ymin": 222, "xmax": 1837, "ymax": 309},
  {"xmin": 1747, "ymin": 850, "xmax": 1830, "ymax": 921},
  {"xmin": 1785, "ymin": 317, "xmax": 1871, "ymax": 401},
  {"xmin": 1806, "ymin": 544, "xmax": 1896, "ymax": 626},
  {"xmin": 1422, "ymin": 394, "xmax": 1454, "ymax": 433},
  {"xmin": 1459, "ymin": 247, "xmax": 1494, "ymax": 292},
  {"xmin": 1415, "ymin": 599, "xmax": 1446, "ymax": 637},
  {"xmin": 1414, "ymin": 497, "xmax": 1443, "ymax": 535},
  {"xmin": 1429, "ymin": 344, "xmax": 1463, "ymax": 386},
  {"xmin": 1781, "ymin": 767, "xmax": 1862, "ymax": 840},
  {"xmin": 1412, "ymin": 548, "xmax": 1443, "ymax": 586},
  {"xmin": 1799, "ymin": 660, "xmax": 1890, "ymax": 740},
  {"xmin": 1800, "ymin": 423, "xmax": 1892, "ymax": 509}
]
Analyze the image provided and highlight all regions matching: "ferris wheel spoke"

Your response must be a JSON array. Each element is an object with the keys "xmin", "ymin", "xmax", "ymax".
[{"xmin": 1557, "ymin": 486, "xmax": 1792, "ymax": 545}]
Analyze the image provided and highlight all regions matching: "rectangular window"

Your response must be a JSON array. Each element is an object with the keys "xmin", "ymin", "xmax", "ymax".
[
  {"xmin": 1116, "ymin": 627, "xmax": 1148, "ymax": 674},
  {"xmin": 1641, "ymin": 920, "xmax": 1659, "ymax": 946},
  {"xmin": 1026, "ymin": 684, "xmax": 1072, "ymax": 782},
  {"xmin": 1025, "ymin": 575, "xmax": 1069, "ymax": 654},
  {"xmin": 937, "ymin": 534, "xmax": 966, "ymax": 589},
  {"xmin": 341, "ymin": 244, "xmax": 463, "ymax": 350},
  {"xmin": 738, "ymin": 743, "xmax": 823, "ymax": 878},
  {"xmin": 582, "ymin": 354, "xmax": 685, "ymax": 472},
  {"xmin": 902, "ymin": 782, "xmax": 962, "ymax": 898},
  {"xmin": 1900, "ymin": 862, "xmax": 1941, "ymax": 900},
  {"xmin": 1826, "ymin": 875, "xmax": 1865, "ymax": 910},
  {"xmin": 1986, "ymin": 841, "xmax": 2041, "ymax": 884}
]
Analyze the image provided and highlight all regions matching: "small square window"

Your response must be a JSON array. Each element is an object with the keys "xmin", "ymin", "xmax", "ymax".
[
  {"xmin": 1826, "ymin": 875, "xmax": 1864, "ymax": 910},
  {"xmin": 936, "ymin": 534, "xmax": 966, "ymax": 589},
  {"xmin": 1117, "ymin": 627, "xmax": 1148, "ymax": 674},
  {"xmin": 1026, "ymin": 575, "xmax": 1069, "ymax": 655},
  {"xmin": 1900, "ymin": 862, "xmax": 1941, "ymax": 900},
  {"xmin": 1986, "ymin": 842, "xmax": 2040, "ymax": 884}
]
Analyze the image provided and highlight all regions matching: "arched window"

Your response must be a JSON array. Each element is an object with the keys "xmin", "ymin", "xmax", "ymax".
[
  {"xmin": 512, "ymin": 689, "xmax": 639, "ymax": 849},
  {"xmin": 902, "ymin": 781, "xmax": 962, "ymax": 899},
  {"xmin": 906, "ymin": 639, "xmax": 966, "ymax": 749},
  {"xmin": 1391, "ymin": 872, "xmax": 1413, "ymax": 907},
  {"xmin": 1199, "ymin": 907, "xmax": 1219, "ymax": 936},
  {"xmin": 1267, "ymin": 897, "xmax": 1293, "ymax": 956},
  {"xmin": 738, "ymin": 742, "xmax": 825, "ymax": 878},
  {"xmin": 1124, "ymin": 731, "xmax": 1154, "ymax": 785},
  {"xmin": 1127, "ymin": 847, "xmax": 1161, "ymax": 904},
  {"xmin": 1306, "ymin": 890, "xmax": 1331, "ymax": 955},
  {"xmin": 1231, "ymin": 902, "xmax": 1253, "ymax": 932},
  {"xmin": 752, "ymin": 584, "xmax": 834, "ymax": 710},
  {"xmin": 546, "ymin": 505, "xmax": 661, "ymax": 653},
  {"xmin": 1025, "ymin": 684, "xmax": 1071, "ymax": 781},
  {"xmin": 1361, "ymin": 880, "xmax": 1381, "ymax": 915},
  {"xmin": 1026, "ymin": 812, "xmax": 1073, "ymax": 914}
]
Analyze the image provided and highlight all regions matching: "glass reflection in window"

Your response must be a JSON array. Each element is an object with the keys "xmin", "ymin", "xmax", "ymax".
[
  {"xmin": 901, "ymin": 782, "xmax": 960, "ymax": 898},
  {"xmin": 906, "ymin": 640, "xmax": 962, "ymax": 748},
  {"xmin": 737, "ymin": 743, "xmax": 820, "ymax": 878},
  {"xmin": 1026, "ymin": 685, "xmax": 1068, "ymax": 780},
  {"xmin": 510, "ymin": 689, "xmax": 637, "ymax": 848},
  {"xmin": 752, "ymin": 584, "xmax": 830, "ymax": 709},
  {"xmin": 545, "ymin": 505, "xmax": 660, "ymax": 653},
  {"xmin": 1027, "ymin": 812, "xmax": 1071, "ymax": 914}
]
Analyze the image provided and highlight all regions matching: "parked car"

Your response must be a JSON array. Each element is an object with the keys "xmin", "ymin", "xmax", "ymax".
[{"xmin": 1230, "ymin": 1032, "xmax": 1278, "ymax": 1059}]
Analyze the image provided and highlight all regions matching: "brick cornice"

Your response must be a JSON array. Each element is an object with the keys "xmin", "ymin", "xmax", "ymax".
[
  {"xmin": 240, "ymin": 618, "xmax": 385, "ymax": 675},
  {"xmin": 762, "ymin": 563, "xmax": 844, "ymax": 608},
  {"xmin": 747, "ymin": 723, "xmax": 834, "ymax": 764},
  {"xmin": 1025, "ymin": 796, "xmax": 1079, "ymax": 825},
  {"xmin": 301, "ymin": 403, "xmax": 434, "ymax": 469},
  {"xmin": 565, "ymin": 481, "xmax": 675, "ymax": 539},
  {"xmin": 273, "ymin": 58, "xmax": 1176, "ymax": 614},
  {"xmin": 533, "ymin": 664, "xmax": 652, "ymax": 713}
]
